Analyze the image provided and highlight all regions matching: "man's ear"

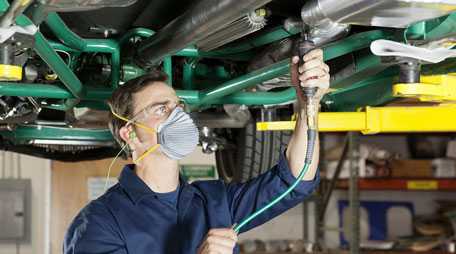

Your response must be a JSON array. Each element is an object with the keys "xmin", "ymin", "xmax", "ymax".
[{"xmin": 119, "ymin": 125, "xmax": 132, "ymax": 144}]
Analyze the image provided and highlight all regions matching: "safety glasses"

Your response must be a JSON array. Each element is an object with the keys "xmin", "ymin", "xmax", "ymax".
[{"xmin": 130, "ymin": 99, "xmax": 185, "ymax": 123}]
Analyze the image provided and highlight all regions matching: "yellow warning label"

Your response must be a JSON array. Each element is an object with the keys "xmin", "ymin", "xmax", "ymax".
[{"xmin": 407, "ymin": 181, "xmax": 438, "ymax": 190}]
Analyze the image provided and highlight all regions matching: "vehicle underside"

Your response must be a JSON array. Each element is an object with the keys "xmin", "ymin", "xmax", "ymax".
[{"xmin": 0, "ymin": 0, "xmax": 455, "ymax": 181}]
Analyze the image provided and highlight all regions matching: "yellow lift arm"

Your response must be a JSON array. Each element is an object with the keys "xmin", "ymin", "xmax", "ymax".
[
  {"xmin": 393, "ymin": 73, "xmax": 456, "ymax": 102},
  {"xmin": 257, "ymin": 105, "xmax": 456, "ymax": 134}
]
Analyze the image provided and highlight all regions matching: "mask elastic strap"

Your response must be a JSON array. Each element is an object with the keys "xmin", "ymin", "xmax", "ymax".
[
  {"xmin": 134, "ymin": 144, "xmax": 161, "ymax": 164},
  {"xmin": 110, "ymin": 109, "xmax": 156, "ymax": 134}
]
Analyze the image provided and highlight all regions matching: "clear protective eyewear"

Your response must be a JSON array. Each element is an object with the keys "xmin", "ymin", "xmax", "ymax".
[{"xmin": 130, "ymin": 99, "xmax": 185, "ymax": 123}]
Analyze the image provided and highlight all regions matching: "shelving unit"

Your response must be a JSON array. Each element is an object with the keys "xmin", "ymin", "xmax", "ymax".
[
  {"xmin": 335, "ymin": 179, "xmax": 456, "ymax": 191},
  {"xmin": 316, "ymin": 133, "xmax": 456, "ymax": 254}
]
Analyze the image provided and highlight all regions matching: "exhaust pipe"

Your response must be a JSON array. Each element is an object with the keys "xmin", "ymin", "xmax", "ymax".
[
  {"xmin": 134, "ymin": 0, "xmax": 273, "ymax": 68},
  {"xmin": 300, "ymin": 0, "xmax": 350, "ymax": 46}
]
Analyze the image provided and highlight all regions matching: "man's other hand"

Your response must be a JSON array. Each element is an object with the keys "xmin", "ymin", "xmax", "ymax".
[{"xmin": 197, "ymin": 228, "xmax": 238, "ymax": 254}]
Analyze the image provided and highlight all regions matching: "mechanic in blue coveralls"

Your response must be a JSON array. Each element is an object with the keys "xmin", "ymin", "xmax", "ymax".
[{"xmin": 63, "ymin": 50, "xmax": 330, "ymax": 254}]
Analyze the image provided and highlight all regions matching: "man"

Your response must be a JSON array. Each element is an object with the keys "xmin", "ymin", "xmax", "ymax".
[{"xmin": 64, "ymin": 50, "xmax": 329, "ymax": 254}]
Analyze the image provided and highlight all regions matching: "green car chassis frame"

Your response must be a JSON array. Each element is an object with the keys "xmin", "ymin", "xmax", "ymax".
[{"xmin": 0, "ymin": 0, "xmax": 455, "ymax": 144}]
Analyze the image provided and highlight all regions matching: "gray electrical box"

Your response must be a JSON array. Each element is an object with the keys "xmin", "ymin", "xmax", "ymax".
[{"xmin": 0, "ymin": 179, "xmax": 31, "ymax": 243}]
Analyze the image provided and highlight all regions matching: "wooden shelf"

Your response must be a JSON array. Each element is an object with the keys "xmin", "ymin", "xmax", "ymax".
[{"xmin": 335, "ymin": 178, "xmax": 456, "ymax": 191}]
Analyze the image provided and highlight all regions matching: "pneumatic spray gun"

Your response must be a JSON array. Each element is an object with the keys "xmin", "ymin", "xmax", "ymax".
[
  {"xmin": 233, "ymin": 25, "xmax": 320, "ymax": 234},
  {"xmin": 291, "ymin": 24, "xmax": 319, "ymax": 164}
]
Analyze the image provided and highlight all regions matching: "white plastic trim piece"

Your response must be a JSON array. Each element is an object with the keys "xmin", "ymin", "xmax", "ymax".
[{"xmin": 370, "ymin": 39, "xmax": 456, "ymax": 63}]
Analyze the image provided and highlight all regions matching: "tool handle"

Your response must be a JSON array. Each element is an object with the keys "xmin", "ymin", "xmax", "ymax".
[
  {"xmin": 291, "ymin": 37, "xmax": 318, "ymax": 101},
  {"xmin": 298, "ymin": 38, "xmax": 318, "ymax": 98},
  {"xmin": 298, "ymin": 39, "xmax": 315, "ymax": 65}
]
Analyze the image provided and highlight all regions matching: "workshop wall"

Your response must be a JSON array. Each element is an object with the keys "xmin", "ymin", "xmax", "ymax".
[
  {"xmin": 180, "ymin": 148, "xmax": 216, "ymax": 165},
  {"xmin": 51, "ymin": 157, "xmax": 127, "ymax": 254},
  {"xmin": 0, "ymin": 152, "xmax": 51, "ymax": 254}
]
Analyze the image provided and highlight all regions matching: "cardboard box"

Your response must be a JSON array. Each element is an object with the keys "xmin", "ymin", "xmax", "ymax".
[{"xmin": 390, "ymin": 159, "xmax": 433, "ymax": 178}]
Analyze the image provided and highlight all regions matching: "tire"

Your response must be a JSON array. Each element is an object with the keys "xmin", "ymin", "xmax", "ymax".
[
  {"xmin": 216, "ymin": 39, "xmax": 294, "ymax": 183},
  {"xmin": 216, "ymin": 109, "xmax": 291, "ymax": 183}
]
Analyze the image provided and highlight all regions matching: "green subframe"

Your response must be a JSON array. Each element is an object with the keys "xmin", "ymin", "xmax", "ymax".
[
  {"xmin": 2, "ymin": 14, "xmax": 399, "ymax": 107},
  {"xmin": 2, "ymin": 0, "xmax": 456, "ymax": 111},
  {"xmin": 0, "ymin": 30, "xmax": 393, "ymax": 107},
  {"xmin": 0, "ymin": 0, "xmax": 456, "ymax": 140},
  {"xmin": 0, "ymin": 124, "xmax": 114, "ymax": 142}
]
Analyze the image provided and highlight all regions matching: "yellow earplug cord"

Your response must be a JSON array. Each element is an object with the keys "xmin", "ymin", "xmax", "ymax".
[
  {"xmin": 104, "ymin": 109, "xmax": 162, "ymax": 191},
  {"xmin": 110, "ymin": 110, "xmax": 161, "ymax": 164}
]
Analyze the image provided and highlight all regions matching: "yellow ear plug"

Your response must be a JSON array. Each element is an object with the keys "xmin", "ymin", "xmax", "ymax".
[
  {"xmin": 129, "ymin": 131, "xmax": 136, "ymax": 140},
  {"xmin": 110, "ymin": 107, "xmax": 161, "ymax": 164}
]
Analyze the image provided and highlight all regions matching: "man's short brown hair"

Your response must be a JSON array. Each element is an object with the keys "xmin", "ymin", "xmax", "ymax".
[{"xmin": 107, "ymin": 71, "xmax": 168, "ymax": 156}]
